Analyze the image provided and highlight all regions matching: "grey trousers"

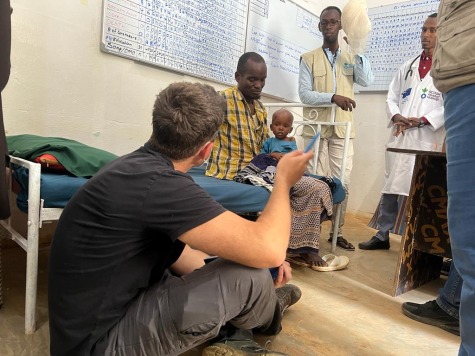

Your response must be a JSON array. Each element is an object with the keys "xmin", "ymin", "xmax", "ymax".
[
  {"xmin": 93, "ymin": 259, "xmax": 278, "ymax": 356},
  {"xmin": 375, "ymin": 193, "xmax": 399, "ymax": 241}
]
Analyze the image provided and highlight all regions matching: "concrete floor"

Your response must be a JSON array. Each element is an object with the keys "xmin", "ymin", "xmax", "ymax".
[{"xmin": 0, "ymin": 213, "xmax": 460, "ymax": 356}]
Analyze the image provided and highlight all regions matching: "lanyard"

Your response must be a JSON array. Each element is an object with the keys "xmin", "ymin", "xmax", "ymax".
[
  {"xmin": 323, "ymin": 48, "xmax": 339, "ymax": 69},
  {"xmin": 323, "ymin": 48, "xmax": 339, "ymax": 92}
]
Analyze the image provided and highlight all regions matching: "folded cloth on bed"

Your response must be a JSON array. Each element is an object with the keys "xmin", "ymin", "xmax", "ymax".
[
  {"xmin": 189, "ymin": 165, "xmax": 270, "ymax": 213},
  {"xmin": 7, "ymin": 134, "xmax": 118, "ymax": 177},
  {"xmin": 233, "ymin": 154, "xmax": 277, "ymax": 191}
]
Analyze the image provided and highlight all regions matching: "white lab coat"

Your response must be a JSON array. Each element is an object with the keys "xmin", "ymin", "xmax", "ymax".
[{"xmin": 382, "ymin": 55, "xmax": 445, "ymax": 196}]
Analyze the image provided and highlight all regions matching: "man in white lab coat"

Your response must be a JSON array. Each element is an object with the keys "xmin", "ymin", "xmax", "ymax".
[{"xmin": 360, "ymin": 13, "xmax": 445, "ymax": 250}]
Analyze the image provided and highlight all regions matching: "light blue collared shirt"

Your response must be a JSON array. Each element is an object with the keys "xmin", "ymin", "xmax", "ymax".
[{"xmin": 298, "ymin": 48, "xmax": 374, "ymax": 106}]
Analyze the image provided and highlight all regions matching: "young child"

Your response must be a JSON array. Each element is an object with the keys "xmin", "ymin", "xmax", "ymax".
[{"xmin": 261, "ymin": 109, "xmax": 297, "ymax": 161}]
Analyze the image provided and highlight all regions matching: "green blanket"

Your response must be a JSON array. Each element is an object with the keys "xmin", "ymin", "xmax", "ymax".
[{"xmin": 7, "ymin": 134, "xmax": 118, "ymax": 177}]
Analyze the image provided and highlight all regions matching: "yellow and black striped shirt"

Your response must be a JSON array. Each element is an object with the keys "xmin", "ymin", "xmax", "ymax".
[{"xmin": 205, "ymin": 86, "xmax": 269, "ymax": 180}]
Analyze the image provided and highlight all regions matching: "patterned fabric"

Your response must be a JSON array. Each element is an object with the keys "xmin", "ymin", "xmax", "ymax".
[
  {"xmin": 235, "ymin": 155, "xmax": 334, "ymax": 253},
  {"xmin": 234, "ymin": 154, "xmax": 277, "ymax": 191},
  {"xmin": 288, "ymin": 176, "xmax": 333, "ymax": 252},
  {"xmin": 206, "ymin": 86, "xmax": 269, "ymax": 180}
]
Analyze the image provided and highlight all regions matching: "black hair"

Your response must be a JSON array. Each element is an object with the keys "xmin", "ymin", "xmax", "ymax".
[
  {"xmin": 320, "ymin": 6, "xmax": 342, "ymax": 18},
  {"xmin": 236, "ymin": 52, "xmax": 265, "ymax": 74}
]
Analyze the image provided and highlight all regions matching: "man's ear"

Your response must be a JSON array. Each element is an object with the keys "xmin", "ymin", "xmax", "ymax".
[
  {"xmin": 235, "ymin": 71, "xmax": 240, "ymax": 82},
  {"xmin": 200, "ymin": 141, "xmax": 214, "ymax": 161}
]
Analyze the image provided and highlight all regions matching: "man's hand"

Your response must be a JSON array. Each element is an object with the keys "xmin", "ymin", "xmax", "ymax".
[
  {"xmin": 392, "ymin": 114, "xmax": 410, "ymax": 126},
  {"xmin": 406, "ymin": 117, "xmax": 421, "ymax": 127},
  {"xmin": 269, "ymin": 152, "xmax": 284, "ymax": 161},
  {"xmin": 275, "ymin": 150, "xmax": 313, "ymax": 188},
  {"xmin": 170, "ymin": 245, "xmax": 208, "ymax": 276},
  {"xmin": 273, "ymin": 261, "xmax": 293, "ymax": 288},
  {"xmin": 393, "ymin": 115, "xmax": 419, "ymax": 136},
  {"xmin": 332, "ymin": 94, "xmax": 356, "ymax": 111}
]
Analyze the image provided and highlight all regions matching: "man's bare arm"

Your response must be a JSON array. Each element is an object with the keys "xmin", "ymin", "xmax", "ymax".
[{"xmin": 179, "ymin": 150, "xmax": 313, "ymax": 269}]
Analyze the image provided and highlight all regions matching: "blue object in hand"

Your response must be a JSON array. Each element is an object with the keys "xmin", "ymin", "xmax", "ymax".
[
  {"xmin": 269, "ymin": 267, "xmax": 279, "ymax": 280},
  {"xmin": 304, "ymin": 132, "xmax": 320, "ymax": 153}
]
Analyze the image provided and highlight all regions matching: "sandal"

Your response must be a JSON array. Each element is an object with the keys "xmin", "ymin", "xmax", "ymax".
[
  {"xmin": 286, "ymin": 253, "xmax": 328, "ymax": 269},
  {"xmin": 312, "ymin": 254, "xmax": 349, "ymax": 272},
  {"xmin": 285, "ymin": 254, "xmax": 311, "ymax": 268},
  {"xmin": 328, "ymin": 236, "xmax": 355, "ymax": 251}
]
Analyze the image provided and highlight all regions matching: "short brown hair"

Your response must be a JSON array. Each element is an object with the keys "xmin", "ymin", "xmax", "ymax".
[{"xmin": 148, "ymin": 82, "xmax": 225, "ymax": 160}]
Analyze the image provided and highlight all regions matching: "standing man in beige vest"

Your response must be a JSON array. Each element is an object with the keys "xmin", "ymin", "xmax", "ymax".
[{"xmin": 298, "ymin": 6, "xmax": 373, "ymax": 251}]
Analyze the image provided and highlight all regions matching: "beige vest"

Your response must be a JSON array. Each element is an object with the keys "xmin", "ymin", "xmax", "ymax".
[
  {"xmin": 431, "ymin": 0, "xmax": 475, "ymax": 93},
  {"xmin": 301, "ymin": 48, "xmax": 356, "ymax": 139}
]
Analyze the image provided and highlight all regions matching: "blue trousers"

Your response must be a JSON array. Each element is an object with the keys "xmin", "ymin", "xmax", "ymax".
[
  {"xmin": 375, "ymin": 193, "xmax": 399, "ymax": 241},
  {"xmin": 444, "ymin": 84, "xmax": 475, "ymax": 356},
  {"xmin": 437, "ymin": 262, "xmax": 462, "ymax": 319}
]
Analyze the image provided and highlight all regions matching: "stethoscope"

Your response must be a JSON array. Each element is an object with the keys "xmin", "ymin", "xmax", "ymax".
[{"xmin": 404, "ymin": 55, "xmax": 421, "ymax": 80}]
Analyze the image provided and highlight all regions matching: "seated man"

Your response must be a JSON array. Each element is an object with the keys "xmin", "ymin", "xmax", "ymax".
[
  {"xmin": 48, "ymin": 82, "xmax": 309, "ymax": 356},
  {"xmin": 207, "ymin": 52, "xmax": 335, "ymax": 271}
]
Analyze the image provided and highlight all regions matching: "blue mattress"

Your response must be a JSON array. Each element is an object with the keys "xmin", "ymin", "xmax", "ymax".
[
  {"xmin": 12, "ymin": 165, "xmax": 270, "ymax": 214},
  {"xmin": 13, "ymin": 164, "xmax": 344, "ymax": 214},
  {"xmin": 13, "ymin": 166, "xmax": 88, "ymax": 213}
]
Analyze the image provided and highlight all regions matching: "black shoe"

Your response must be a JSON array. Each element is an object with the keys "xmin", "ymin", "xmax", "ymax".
[
  {"xmin": 358, "ymin": 236, "xmax": 390, "ymax": 250},
  {"xmin": 441, "ymin": 259, "xmax": 452, "ymax": 276},
  {"xmin": 275, "ymin": 284, "xmax": 302, "ymax": 315},
  {"xmin": 253, "ymin": 284, "xmax": 302, "ymax": 337},
  {"xmin": 402, "ymin": 300, "xmax": 460, "ymax": 336},
  {"xmin": 202, "ymin": 339, "xmax": 288, "ymax": 355}
]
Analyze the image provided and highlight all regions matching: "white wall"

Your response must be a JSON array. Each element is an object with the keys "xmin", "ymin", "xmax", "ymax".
[
  {"xmin": 349, "ymin": 0, "xmax": 411, "ymax": 214},
  {"xmin": 2, "ymin": 0, "xmax": 409, "ymax": 215}
]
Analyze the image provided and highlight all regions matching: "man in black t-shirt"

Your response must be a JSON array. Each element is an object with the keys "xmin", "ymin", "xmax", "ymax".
[{"xmin": 48, "ymin": 82, "xmax": 312, "ymax": 356}]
